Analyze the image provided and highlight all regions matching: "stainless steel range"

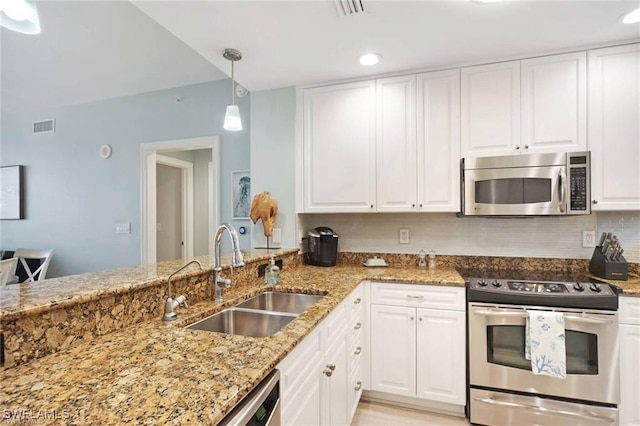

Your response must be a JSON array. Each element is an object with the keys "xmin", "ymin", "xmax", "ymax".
[{"xmin": 466, "ymin": 270, "xmax": 620, "ymax": 425}]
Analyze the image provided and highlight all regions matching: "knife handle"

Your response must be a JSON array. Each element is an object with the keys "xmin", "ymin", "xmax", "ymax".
[{"xmin": 598, "ymin": 232, "xmax": 607, "ymax": 248}]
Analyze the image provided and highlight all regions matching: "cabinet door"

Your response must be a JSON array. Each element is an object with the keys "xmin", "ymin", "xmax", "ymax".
[
  {"xmin": 416, "ymin": 308, "xmax": 466, "ymax": 405},
  {"xmin": 325, "ymin": 336, "xmax": 349, "ymax": 426},
  {"xmin": 370, "ymin": 304, "xmax": 416, "ymax": 397},
  {"xmin": 416, "ymin": 69, "xmax": 461, "ymax": 212},
  {"xmin": 461, "ymin": 61, "xmax": 521, "ymax": 157},
  {"xmin": 620, "ymin": 324, "xmax": 640, "ymax": 425},
  {"xmin": 282, "ymin": 367, "xmax": 323, "ymax": 426},
  {"xmin": 302, "ymin": 81, "xmax": 376, "ymax": 212},
  {"xmin": 376, "ymin": 75, "xmax": 417, "ymax": 212},
  {"xmin": 521, "ymin": 52, "xmax": 587, "ymax": 154},
  {"xmin": 588, "ymin": 44, "xmax": 640, "ymax": 211}
]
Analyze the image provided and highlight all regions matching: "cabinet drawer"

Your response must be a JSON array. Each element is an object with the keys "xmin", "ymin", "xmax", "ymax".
[
  {"xmin": 371, "ymin": 283, "xmax": 465, "ymax": 310},
  {"xmin": 620, "ymin": 296, "xmax": 640, "ymax": 326}
]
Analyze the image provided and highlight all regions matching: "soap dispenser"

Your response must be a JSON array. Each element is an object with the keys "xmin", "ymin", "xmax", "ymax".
[{"xmin": 265, "ymin": 254, "xmax": 280, "ymax": 286}]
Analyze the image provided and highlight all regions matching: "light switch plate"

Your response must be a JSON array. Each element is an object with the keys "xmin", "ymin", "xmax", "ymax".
[
  {"xmin": 582, "ymin": 230, "xmax": 596, "ymax": 248},
  {"xmin": 272, "ymin": 228, "xmax": 282, "ymax": 245}
]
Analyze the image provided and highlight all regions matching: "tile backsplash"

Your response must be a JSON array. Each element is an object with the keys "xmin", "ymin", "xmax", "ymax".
[{"xmin": 299, "ymin": 212, "xmax": 640, "ymax": 263}]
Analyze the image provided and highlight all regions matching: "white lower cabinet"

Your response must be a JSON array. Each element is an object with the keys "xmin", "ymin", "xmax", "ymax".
[
  {"xmin": 620, "ymin": 296, "xmax": 640, "ymax": 425},
  {"xmin": 370, "ymin": 283, "xmax": 466, "ymax": 407},
  {"xmin": 278, "ymin": 285, "xmax": 364, "ymax": 426}
]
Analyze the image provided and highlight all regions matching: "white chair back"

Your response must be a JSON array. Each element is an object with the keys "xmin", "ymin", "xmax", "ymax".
[
  {"xmin": 13, "ymin": 248, "xmax": 54, "ymax": 282},
  {"xmin": 0, "ymin": 257, "xmax": 19, "ymax": 286}
]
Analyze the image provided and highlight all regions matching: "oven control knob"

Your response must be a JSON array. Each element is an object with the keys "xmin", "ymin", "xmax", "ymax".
[
  {"xmin": 573, "ymin": 282, "xmax": 585, "ymax": 292},
  {"xmin": 491, "ymin": 280, "xmax": 502, "ymax": 288},
  {"xmin": 478, "ymin": 280, "xmax": 488, "ymax": 287},
  {"xmin": 589, "ymin": 283, "xmax": 602, "ymax": 293}
]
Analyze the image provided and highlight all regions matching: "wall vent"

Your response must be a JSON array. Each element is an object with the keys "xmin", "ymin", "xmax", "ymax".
[
  {"xmin": 33, "ymin": 119, "xmax": 55, "ymax": 134},
  {"xmin": 334, "ymin": 0, "xmax": 365, "ymax": 16}
]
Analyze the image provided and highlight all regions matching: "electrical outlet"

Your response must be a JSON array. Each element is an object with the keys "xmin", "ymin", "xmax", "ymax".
[
  {"xmin": 399, "ymin": 228, "xmax": 410, "ymax": 244},
  {"xmin": 582, "ymin": 230, "xmax": 596, "ymax": 248}
]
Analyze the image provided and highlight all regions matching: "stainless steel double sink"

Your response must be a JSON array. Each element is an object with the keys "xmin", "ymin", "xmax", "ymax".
[{"xmin": 186, "ymin": 292, "xmax": 324, "ymax": 337}]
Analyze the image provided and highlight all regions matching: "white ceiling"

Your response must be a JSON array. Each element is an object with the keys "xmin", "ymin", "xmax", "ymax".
[
  {"xmin": 1, "ymin": 1, "xmax": 226, "ymax": 113},
  {"xmin": 134, "ymin": 0, "xmax": 640, "ymax": 92},
  {"xmin": 2, "ymin": 1, "xmax": 639, "ymax": 114}
]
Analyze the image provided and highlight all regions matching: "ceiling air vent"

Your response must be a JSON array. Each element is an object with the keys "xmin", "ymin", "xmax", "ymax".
[
  {"xmin": 32, "ymin": 119, "xmax": 55, "ymax": 134},
  {"xmin": 334, "ymin": 0, "xmax": 365, "ymax": 16}
]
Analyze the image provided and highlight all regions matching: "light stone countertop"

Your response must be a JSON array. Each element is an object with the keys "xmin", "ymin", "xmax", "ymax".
[{"xmin": 0, "ymin": 264, "xmax": 465, "ymax": 425}]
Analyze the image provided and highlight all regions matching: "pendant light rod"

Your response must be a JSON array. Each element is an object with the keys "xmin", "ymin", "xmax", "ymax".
[{"xmin": 223, "ymin": 48, "xmax": 242, "ymax": 106}]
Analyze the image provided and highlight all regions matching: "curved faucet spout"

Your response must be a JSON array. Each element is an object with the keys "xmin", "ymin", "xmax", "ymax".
[{"xmin": 213, "ymin": 223, "xmax": 244, "ymax": 302}]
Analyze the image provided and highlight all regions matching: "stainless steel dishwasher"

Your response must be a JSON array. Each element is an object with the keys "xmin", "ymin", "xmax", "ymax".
[{"xmin": 219, "ymin": 370, "xmax": 281, "ymax": 425}]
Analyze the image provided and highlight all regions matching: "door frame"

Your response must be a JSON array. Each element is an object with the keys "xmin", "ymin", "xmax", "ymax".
[
  {"xmin": 156, "ymin": 155, "xmax": 193, "ymax": 260},
  {"xmin": 140, "ymin": 136, "xmax": 220, "ymax": 265}
]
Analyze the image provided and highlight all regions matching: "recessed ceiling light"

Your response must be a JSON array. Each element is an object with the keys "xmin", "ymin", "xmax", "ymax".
[
  {"xmin": 359, "ymin": 53, "xmax": 381, "ymax": 66},
  {"xmin": 622, "ymin": 7, "xmax": 640, "ymax": 24}
]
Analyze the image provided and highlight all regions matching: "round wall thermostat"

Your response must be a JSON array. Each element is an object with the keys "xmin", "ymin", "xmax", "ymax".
[{"xmin": 100, "ymin": 144, "xmax": 112, "ymax": 159}]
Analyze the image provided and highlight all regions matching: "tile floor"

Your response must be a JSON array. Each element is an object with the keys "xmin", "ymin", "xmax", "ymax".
[{"xmin": 352, "ymin": 401, "xmax": 471, "ymax": 425}]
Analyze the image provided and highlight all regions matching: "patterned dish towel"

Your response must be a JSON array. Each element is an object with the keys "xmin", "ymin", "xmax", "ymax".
[{"xmin": 525, "ymin": 310, "xmax": 566, "ymax": 379}]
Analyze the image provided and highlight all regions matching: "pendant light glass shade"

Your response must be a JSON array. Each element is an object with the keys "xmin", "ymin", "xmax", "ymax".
[
  {"xmin": 222, "ymin": 48, "xmax": 243, "ymax": 132},
  {"xmin": 223, "ymin": 105, "xmax": 242, "ymax": 131},
  {"xmin": 0, "ymin": 0, "xmax": 40, "ymax": 34}
]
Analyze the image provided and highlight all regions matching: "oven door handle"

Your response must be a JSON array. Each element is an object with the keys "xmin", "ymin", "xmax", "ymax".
[
  {"xmin": 473, "ymin": 309, "xmax": 613, "ymax": 324},
  {"xmin": 474, "ymin": 396, "xmax": 615, "ymax": 423}
]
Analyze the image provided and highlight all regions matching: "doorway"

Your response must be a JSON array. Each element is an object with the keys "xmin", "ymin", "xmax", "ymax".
[{"xmin": 141, "ymin": 136, "xmax": 220, "ymax": 265}]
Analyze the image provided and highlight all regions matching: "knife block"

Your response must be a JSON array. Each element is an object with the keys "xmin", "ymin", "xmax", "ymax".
[{"xmin": 589, "ymin": 247, "xmax": 628, "ymax": 280}]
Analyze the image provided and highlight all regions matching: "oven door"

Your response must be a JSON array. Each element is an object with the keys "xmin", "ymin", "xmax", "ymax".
[
  {"xmin": 464, "ymin": 166, "xmax": 566, "ymax": 216},
  {"xmin": 469, "ymin": 303, "xmax": 619, "ymax": 405}
]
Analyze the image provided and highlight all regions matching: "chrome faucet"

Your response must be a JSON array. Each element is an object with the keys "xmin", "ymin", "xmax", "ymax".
[
  {"xmin": 162, "ymin": 260, "xmax": 203, "ymax": 321},
  {"xmin": 214, "ymin": 223, "xmax": 245, "ymax": 302}
]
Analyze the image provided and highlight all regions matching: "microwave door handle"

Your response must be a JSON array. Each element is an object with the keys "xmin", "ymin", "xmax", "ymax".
[
  {"xmin": 474, "ymin": 396, "xmax": 615, "ymax": 423},
  {"xmin": 558, "ymin": 169, "xmax": 566, "ymax": 213}
]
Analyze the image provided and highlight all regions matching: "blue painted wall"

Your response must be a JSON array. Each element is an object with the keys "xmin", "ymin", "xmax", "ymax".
[{"xmin": 0, "ymin": 80, "xmax": 250, "ymax": 277}]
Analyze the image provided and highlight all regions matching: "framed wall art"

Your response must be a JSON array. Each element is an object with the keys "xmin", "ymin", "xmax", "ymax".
[
  {"xmin": 0, "ymin": 165, "xmax": 24, "ymax": 220},
  {"xmin": 231, "ymin": 170, "xmax": 251, "ymax": 219}
]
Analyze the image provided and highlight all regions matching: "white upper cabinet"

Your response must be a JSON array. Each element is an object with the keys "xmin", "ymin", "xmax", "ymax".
[
  {"xmin": 462, "ymin": 53, "xmax": 587, "ymax": 158},
  {"xmin": 521, "ymin": 52, "xmax": 587, "ymax": 154},
  {"xmin": 302, "ymin": 81, "xmax": 376, "ymax": 213},
  {"xmin": 588, "ymin": 43, "xmax": 640, "ymax": 211},
  {"xmin": 417, "ymin": 69, "xmax": 461, "ymax": 212},
  {"xmin": 461, "ymin": 61, "xmax": 521, "ymax": 157},
  {"xmin": 376, "ymin": 75, "xmax": 418, "ymax": 212}
]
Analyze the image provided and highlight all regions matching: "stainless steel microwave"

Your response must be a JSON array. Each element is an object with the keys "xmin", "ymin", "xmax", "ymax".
[{"xmin": 462, "ymin": 151, "xmax": 590, "ymax": 216}]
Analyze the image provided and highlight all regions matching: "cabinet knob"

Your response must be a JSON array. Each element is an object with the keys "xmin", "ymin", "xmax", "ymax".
[
  {"xmin": 419, "ymin": 204, "xmax": 423, "ymax": 207},
  {"xmin": 354, "ymin": 322, "xmax": 362, "ymax": 330},
  {"xmin": 524, "ymin": 145, "xmax": 529, "ymax": 149},
  {"xmin": 354, "ymin": 298, "xmax": 361, "ymax": 305},
  {"xmin": 370, "ymin": 204, "xmax": 374, "ymax": 208},
  {"xmin": 515, "ymin": 146, "xmax": 520, "ymax": 150},
  {"xmin": 354, "ymin": 347, "xmax": 362, "ymax": 355},
  {"xmin": 419, "ymin": 317, "xmax": 423, "ymax": 321},
  {"xmin": 323, "ymin": 368, "xmax": 333, "ymax": 377},
  {"xmin": 354, "ymin": 381, "xmax": 362, "ymax": 391},
  {"xmin": 326, "ymin": 363, "xmax": 336, "ymax": 371},
  {"xmin": 412, "ymin": 204, "xmax": 415, "ymax": 207},
  {"xmin": 410, "ymin": 316, "xmax": 414, "ymax": 321},
  {"xmin": 592, "ymin": 200, "xmax": 598, "ymax": 205}
]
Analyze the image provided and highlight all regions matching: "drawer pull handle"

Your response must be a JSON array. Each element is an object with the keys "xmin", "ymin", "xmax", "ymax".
[
  {"xmin": 323, "ymin": 368, "xmax": 333, "ymax": 377},
  {"xmin": 354, "ymin": 347, "xmax": 362, "ymax": 355},
  {"xmin": 354, "ymin": 298, "xmax": 361, "ymax": 304},
  {"xmin": 326, "ymin": 364, "xmax": 336, "ymax": 371},
  {"xmin": 354, "ymin": 322, "xmax": 362, "ymax": 330},
  {"xmin": 407, "ymin": 295, "xmax": 424, "ymax": 299},
  {"xmin": 354, "ymin": 381, "xmax": 362, "ymax": 391}
]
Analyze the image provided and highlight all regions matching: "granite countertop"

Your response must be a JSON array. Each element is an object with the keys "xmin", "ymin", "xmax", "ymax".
[
  {"xmin": 0, "ymin": 249, "xmax": 299, "ymax": 321},
  {"xmin": 0, "ymin": 264, "xmax": 464, "ymax": 425}
]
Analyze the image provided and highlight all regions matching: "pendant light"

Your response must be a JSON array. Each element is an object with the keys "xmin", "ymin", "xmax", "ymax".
[
  {"xmin": 0, "ymin": 0, "xmax": 41, "ymax": 34},
  {"xmin": 223, "ymin": 48, "xmax": 243, "ymax": 131}
]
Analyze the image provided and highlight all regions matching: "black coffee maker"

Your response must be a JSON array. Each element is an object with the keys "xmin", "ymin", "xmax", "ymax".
[{"xmin": 306, "ymin": 227, "xmax": 338, "ymax": 267}]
